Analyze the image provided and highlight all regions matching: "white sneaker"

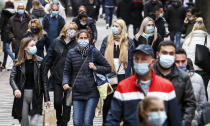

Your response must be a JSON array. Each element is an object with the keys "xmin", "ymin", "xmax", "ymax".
[{"xmin": 106, "ymin": 24, "xmax": 109, "ymax": 29}]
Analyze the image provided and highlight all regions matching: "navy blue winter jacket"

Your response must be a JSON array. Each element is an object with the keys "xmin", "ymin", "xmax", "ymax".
[{"xmin": 62, "ymin": 45, "xmax": 111, "ymax": 100}]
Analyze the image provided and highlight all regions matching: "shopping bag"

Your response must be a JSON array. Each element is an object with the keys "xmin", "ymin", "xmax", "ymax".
[{"xmin": 43, "ymin": 107, "xmax": 56, "ymax": 126}]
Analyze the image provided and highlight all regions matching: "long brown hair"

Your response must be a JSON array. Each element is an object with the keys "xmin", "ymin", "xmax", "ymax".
[
  {"xmin": 104, "ymin": 19, "xmax": 129, "ymax": 72},
  {"xmin": 16, "ymin": 38, "xmax": 37, "ymax": 66}
]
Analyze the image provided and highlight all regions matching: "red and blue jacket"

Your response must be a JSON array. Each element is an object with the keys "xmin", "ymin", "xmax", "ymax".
[{"xmin": 106, "ymin": 71, "xmax": 182, "ymax": 126}]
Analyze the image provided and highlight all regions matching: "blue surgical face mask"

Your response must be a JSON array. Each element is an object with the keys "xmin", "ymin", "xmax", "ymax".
[
  {"xmin": 179, "ymin": 65, "xmax": 187, "ymax": 71},
  {"xmin": 78, "ymin": 39, "xmax": 89, "ymax": 48},
  {"xmin": 159, "ymin": 55, "xmax": 175, "ymax": 69},
  {"xmin": 52, "ymin": 11, "xmax": 59, "ymax": 17},
  {"xmin": 146, "ymin": 26, "xmax": 155, "ymax": 34},
  {"xmin": 188, "ymin": 17, "xmax": 193, "ymax": 21},
  {"xmin": 111, "ymin": 27, "xmax": 120, "ymax": 35},
  {"xmin": 133, "ymin": 62, "xmax": 150, "ymax": 75},
  {"xmin": 80, "ymin": 21, "xmax": 87, "ymax": 26},
  {"xmin": 17, "ymin": 9, "xmax": 24, "ymax": 15},
  {"xmin": 148, "ymin": 111, "xmax": 167, "ymax": 126},
  {"xmin": 28, "ymin": 46, "xmax": 37, "ymax": 55}
]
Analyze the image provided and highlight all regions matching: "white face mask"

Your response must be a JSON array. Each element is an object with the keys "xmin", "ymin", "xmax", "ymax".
[
  {"xmin": 66, "ymin": 29, "xmax": 76, "ymax": 38},
  {"xmin": 159, "ymin": 55, "xmax": 175, "ymax": 69}
]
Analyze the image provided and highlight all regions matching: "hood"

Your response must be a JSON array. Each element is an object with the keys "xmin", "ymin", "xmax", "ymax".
[
  {"xmin": 3, "ymin": 8, "xmax": 16, "ymax": 14},
  {"xmin": 192, "ymin": 30, "xmax": 208, "ymax": 37}
]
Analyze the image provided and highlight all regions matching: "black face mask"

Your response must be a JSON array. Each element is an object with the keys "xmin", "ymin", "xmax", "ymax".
[{"xmin": 31, "ymin": 28, "xmax": 40, "ymax": 34}]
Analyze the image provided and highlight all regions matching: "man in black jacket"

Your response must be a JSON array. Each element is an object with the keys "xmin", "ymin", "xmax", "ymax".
[
  {"xmin": 153, "ymin": 41, "xmax": 196, "ymax": 126},
  {"xmin": 144, "ymin": 0, "xmax": 163, "ymax": 17},
  {"xmin": 67, "ymin": 0, "xmax": 85, "ymax": 16}
]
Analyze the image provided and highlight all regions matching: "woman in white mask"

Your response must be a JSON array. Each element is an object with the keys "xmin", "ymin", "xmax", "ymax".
[
  {"xmin": 138, "ymin": 96, "xmax": 167, "ymax": 126},
  {"xmin": 134, "ymin": 17, "xmax": 163, "ymax": 54},
  {"xmin": 42, "ymin": 22, "xmax": 78, "ymax": 126}
]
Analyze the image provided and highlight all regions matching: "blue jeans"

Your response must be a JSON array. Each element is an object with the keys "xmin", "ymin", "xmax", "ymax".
[
  {"xmin": 3, "ymin": 43, "xmax": 15, "ymax": 67},
  {"xmin": 170, "ymin": 32, "xmax": 181, "ymax": 48},
  {"xmin": 73, "ymin": 98, "xmax": 99, "ymax": 126},
  {"xmin": 105, "ymin": 7, "xmax": 114, "ymax": 27}
]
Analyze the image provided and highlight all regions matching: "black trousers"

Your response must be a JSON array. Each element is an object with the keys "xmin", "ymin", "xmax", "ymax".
[
  {"xmin": 102, "ymin": 74, "xmax": 125, "ymax": 126},
  {"xmin": 196, "ymin": 70, "xmax": 210, "ymax": 100},
  {"xmin": 54, "ymin": 83, "xmax": 71, "ymax": 126}
]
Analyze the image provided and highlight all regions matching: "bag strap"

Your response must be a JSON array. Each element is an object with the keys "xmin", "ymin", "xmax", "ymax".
[
  {"xmin": 71, "ymin": 56, "xmax": 89, "ymax": 88},
  {"xmin": 204, "ymin": 35, "xmax": 207, "ymax": 46}
]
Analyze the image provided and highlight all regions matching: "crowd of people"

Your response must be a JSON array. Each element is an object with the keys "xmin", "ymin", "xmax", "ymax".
[{"xmin": 0, "ymin": 0, "xmax": 210, "ymax": 126}]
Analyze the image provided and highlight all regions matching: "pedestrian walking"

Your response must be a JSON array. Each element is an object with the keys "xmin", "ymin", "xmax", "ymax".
[
  {"xmin": 165, "ymin": 0, "xmax": 186, "ymax": 47},
  {"xmin": 154, "ymin": 41, "xmax": 196, "ymax": 126},
  {"xmin": 84, "ymin": 0, "xmax": 100, "ymax": 21},
  {"xmin": 42, "ymin": 22, "xmax": 78, "ymax": 126},
  {"xmin": 67, "ymin": 0, "xmax": 85, "ymax": 16},
  {"xmin": 104, "ymin": 0, "xmax": 117, "ymax": 29},
  {"xmin": 30, "ymin": 0, "xmax": 46, "ymax": 21},
  {"xmin": 42, "ymin": 3, "xmax": 65, "ymax": 46},
  {"xmin": 0, "ymin": 1, "xmax": 16, "ymax": 70},
  {"xmin": 45, "ymin": 0, "xmax": 66, "ymax": 20},
  {"xmin": 144, "ymin": 0, "xmax": 163, "ymax": 18},
  {"xmin": 182, "ymin": 18, "xmax": 210, "ymax": 99},
  {"xmin": 23, "ymin": 19, "xmax": 50, "ymax": 58},
  {"xmin": 72, "ymin": 6, "xmax": 97, "ymax": 43},
  {"xmin": 106, "ymin": 44, "xmax": 182, "ymax": 126},
  {"xmin": 62, "ymin": 30, "xmax": 111, "ymax": 126},
  {"xmin": 138, "ymin": 96, "xmax": 167, "ymax": 126},
  {"xmin": 130, "ymin": 0, "xmax": 144, "ymax": 35},
  {"xmin": 100, "ymin": 19, "xmax": 135, "ymax": 126},
  {"xmin": 7, "ymin": 2, "xmax": 31, "ymax": 58},
  {"xmin": 134, "ymin": 17, "xmax": 163, "ymax": 54},
  {"xmin": 175, "ymin": 48, "xmax": 207, "ymax": 126},
  {"xmin": 9, "ymin": 37, "xmax": 50, "ymax": 125}
]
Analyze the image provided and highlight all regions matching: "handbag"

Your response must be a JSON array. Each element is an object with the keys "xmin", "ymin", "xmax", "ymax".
[
  {"xmin": 107, "ymin": 64, "xmax": 121, "ymax": 85},
  {"xmin": 43, "ymin": 106, "xmax": 56, "ymax": 126},
  {"xmin": 195, "ymin": 35, "xmax": 210, "ymax": 74},
  {"xmin": 91, "ymin": 48, "xmax": 114, "ymax": 99},
  {"xmin": 65, "ymin": 56, "xmax": 89, "ymax": 106}
]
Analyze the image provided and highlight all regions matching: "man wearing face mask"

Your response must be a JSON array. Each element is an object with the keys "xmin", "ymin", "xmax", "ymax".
[
  {"xmin": 153, "ymin": 41, "xmax": 196, "ymax": 126},
  {"xmin": 175, "ymin": 48, "xmax": 207, "ymax": 126},
  {"xmin": 7, "ymin": 2, "xmax": 31, "ymax": 58},
  {"xmin": 106, "ymin": 44, "xmax": 182, "ymax": 126},
  {"xmin": 144, "ymin": 0, "xmax": 163, "ymax": 18},
  {"xmin": 72, "ymin": 6, "xmax": 97, "ymax": 43},
  {"xmin": 182, "ymin": 8, "xmax": 198, "ymax": 36},
  {"xmin": 42, "ymin": 3, "xmax": 65, "ymax": 47}
]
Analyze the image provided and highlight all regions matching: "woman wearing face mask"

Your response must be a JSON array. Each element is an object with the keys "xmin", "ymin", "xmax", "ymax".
[
  {"xmin": 42, "ymin": 22, "xmax": 78, "ymax": 126},
  {"xmin": 134, "ymin": 17, "xmax": 163, "ymax": 54},
  {"xmin": 100, "ymin": 19, "xmax": 135, "ymax": 125},
  {"xmin": 62, "ymin": 30, "xmax": 111, "ymax": 126},
  {"xmin": 138, "ymin": 96, "xmax": 167, "ymax": 126},
  {"xmin": 9, "ymin": 37, "xmax": 50, "ymax": 125},
  {"xmin": 23, "ymin": 19, "xmax": 50, "ymax": 58}
]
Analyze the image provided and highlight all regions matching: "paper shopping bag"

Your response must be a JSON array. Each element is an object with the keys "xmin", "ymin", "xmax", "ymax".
[{"xmin": 43, "ymin": 108, "xmax": 56, "ymax": 126}]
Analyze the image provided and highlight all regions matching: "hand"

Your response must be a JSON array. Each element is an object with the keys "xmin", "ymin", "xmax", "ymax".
[
  {"xmin": 92, "ymin": 39, "xmax": 96, "ymax": 43},
  {"xmin": 12, "ymin": 38, "xmax": 15, "ymax": 41},
  {"xmin": 63, "ymin": 84, "xmax": 70, "ymax": 91},
  {"xmin": 14, "ymin": 90, "xmax": 21, "ymax": 98},
  {"xmin": 89, "ymin": 62, "xmax": 97, "ymax": 70},
  {"xmin": 184, "ymin": 17, "xmax": 189, "ymax": 24},
  {"xmin": 69, "ymin": 6, "xmax": 72, "ymax": 10},
  {"xmin": 115, "ymin": 7, "xmax": 118, "ymax": 11},
  {"xmin": 45, "ymin": 101, "xmax": 51, "ymax": 107}
]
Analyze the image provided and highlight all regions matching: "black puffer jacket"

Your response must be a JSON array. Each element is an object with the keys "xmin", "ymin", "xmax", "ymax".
[
  {"xmin": 134, "ymin": 34, "xmax": 163, "ymax": 54},
  {"xmin": 154, "ymin": 63, "xmax": 196, "ymax": 126},
  {"xmin": 9, "ymin": 57, "xmax": 50, "ymax": 120},
  {"xmin": 42, "ymin": 38, "xmax": 78, "ymax": 85},
  {"xmin": 62, "ymin": 45, "xmax": 111, "ymax": 100}
]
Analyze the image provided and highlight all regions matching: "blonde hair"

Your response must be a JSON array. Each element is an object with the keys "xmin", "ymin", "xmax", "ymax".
[
  {"xmin": 184, "ymin": 17, "xmax": 207, "ymax": 46},
  {"xmin": 58, "ymin": 22, "xmax": 78, "ymax": 39},
  {"xmin": 30, "ymin": 0, "xmax": 45, "ymax": 13},
  {"xmin": 135, "ymin": 17, "xmax": 157, "ymax": 46},
  {"xmin": 28, "ymin": 19, "xmax": 45, "ymax": 39},
  {"xmin": 16, "ymin": 38, "xmax": 37, "ymax": 66},
  {"xmin": 104, "ymin": 19, "xmax": 129, "ymax": 72},
  {"xmin": 137, "ymin": 96, "xmax": 163, "ymax": 125}
]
